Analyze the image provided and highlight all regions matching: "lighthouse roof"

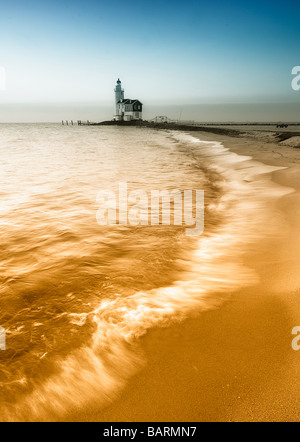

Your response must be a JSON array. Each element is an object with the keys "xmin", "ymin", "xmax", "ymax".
[{"xmin": 117, "ymin": 99, "xmax": 143, "ymax": 105}]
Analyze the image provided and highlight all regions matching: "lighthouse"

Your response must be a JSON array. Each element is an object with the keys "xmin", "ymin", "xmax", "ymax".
[
  {"xmin": 114, "ymin": 78, "xmax": 124, "ymax": 118},
  {"xmin": 113, "ymin": 78, "xmax": 143, "ymax": 121}
]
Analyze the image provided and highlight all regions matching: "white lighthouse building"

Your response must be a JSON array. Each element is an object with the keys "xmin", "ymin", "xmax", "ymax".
[
  {"xmin": 114, "ymin": 78, "xmax": 124, "ymax": 108},
  {"xmin": 114, "ymin": 78, "xmax": 143, "ymax": 121}
]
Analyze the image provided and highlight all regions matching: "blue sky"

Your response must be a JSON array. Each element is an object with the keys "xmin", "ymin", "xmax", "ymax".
[{"xmin": 0, "ymin": 0, "xmax": 300, "ymax": 121}]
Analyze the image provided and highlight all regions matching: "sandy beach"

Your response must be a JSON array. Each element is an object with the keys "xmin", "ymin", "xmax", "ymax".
[{"xmin": 70, "ymin": 127, "xmax": 300, "ymax": 423}]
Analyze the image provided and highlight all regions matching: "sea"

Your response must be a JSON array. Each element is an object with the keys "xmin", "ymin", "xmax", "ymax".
[{"xmin": 0, "ymin": 124, "xmax": 287, "ymax": 421}]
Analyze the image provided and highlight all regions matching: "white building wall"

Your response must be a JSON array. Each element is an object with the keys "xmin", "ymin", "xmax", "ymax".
[{"xmin": 124, "ymin": 111, "xmax": 142, "ymax": 121}]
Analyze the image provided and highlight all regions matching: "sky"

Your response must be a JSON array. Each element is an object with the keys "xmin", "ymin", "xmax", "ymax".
[{"xmin": 0, "ymin": 0, "xmax": 300, "ymax": 122}]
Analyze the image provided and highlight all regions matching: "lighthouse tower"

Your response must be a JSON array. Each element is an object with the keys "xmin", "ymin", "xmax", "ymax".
[{"xmin": 114, "ymin": 78, "xmax": 124, "ymax": 118}]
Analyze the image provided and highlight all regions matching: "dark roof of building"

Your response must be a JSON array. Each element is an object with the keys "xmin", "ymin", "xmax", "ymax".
[{"xmin": 117, "ymin": 99, "xmax": 143, "ymax": 105}]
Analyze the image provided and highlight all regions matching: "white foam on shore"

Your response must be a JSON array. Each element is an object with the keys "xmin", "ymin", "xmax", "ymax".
[{"xmin": 3, "ymin": 132, "xmax": 293, "ymax": 421}]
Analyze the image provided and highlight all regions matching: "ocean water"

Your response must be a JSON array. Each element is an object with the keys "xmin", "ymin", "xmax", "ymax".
[{"xmin": 0, "ymin": 124, "xmax": 289, "ymax": 421}]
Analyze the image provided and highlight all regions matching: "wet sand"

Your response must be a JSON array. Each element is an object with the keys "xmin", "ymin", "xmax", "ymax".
[{"xmin": 71, "ymin": 130, "xmax": 300, "ymax": 422}]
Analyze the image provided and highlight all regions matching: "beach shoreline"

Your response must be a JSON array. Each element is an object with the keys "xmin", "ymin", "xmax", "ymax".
[{"xmin": 66, "ymin": 128, "xmax": 300, "ymax": 423}]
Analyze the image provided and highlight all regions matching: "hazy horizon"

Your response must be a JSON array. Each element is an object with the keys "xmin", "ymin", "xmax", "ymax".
[{"xmin": 0, "ymin": 101, "xmax": 299, "ymax": 124}]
